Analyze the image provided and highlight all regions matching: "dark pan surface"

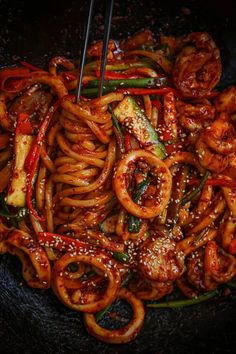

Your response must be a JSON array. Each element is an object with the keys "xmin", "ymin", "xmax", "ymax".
[{"xmin": 1, "ymin": 1, "xmax": 236, "ymax": 353}]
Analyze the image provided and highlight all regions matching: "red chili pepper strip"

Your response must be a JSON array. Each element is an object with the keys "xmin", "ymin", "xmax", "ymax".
[
  {"xmin": 165, "ymin": 142, "xmax": 184, "ymax": 155},
  {"xmin": 152, "ymin": 99, "xmax": 162, "ymax": 110},
  {"xmin": 25, "ymin": 173, "xmax": 44, "ymax": 222},
  {"xmin": 124, "ymin": 133, "xmax": 132, "ymax": 153},
  {"xmin": 206, "ymin": 179, "xmax": 236, "ymax": 188},
  {"xmin": 229, "ymin": 238, "xmax": 236, "ymax": 254},
  {"xmin": 38, "ymin": 232, "xmax": 92, "ymax": 252},
  {"xmin": 160, "ymin": 129, "xmax": 173, "ymax": 142},
  {"xmin": 38, "ymin": 232, "xmax": 112, "ymax": 258},
  {"xmin": 16, "ymin": 113, "xmax": 34, "ymax": 135},
  {"xmin": 24, "ymin": 101, "xmax": 60, "ymax": 221},
  {"xmin": 95, "ymin": 69, "xmax": 134, "ymax": 80},
  {"xmin": 20, "ymin": 61, "xmax": 44, "ymax": 72},
  {"xmin": 25, "ymin": 101, "xmax": 59, "ymax": 171},
  {"xmin": 188, "ymin": 178, "xmax": 236, "ymax": 189}
]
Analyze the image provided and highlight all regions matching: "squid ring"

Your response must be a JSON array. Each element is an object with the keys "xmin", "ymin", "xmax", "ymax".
[
  {"xmin": 51, "ymin": 251, "xmax": 121, "ymax": 313},
  {"xmin": 6, "ymin": 229, "xmax": 51, "ymax": 288},
  {"xmin": 113, "ymin": 149, "xmax": 172, "ymax": 218},
  {"xmin": 84, "ymin": 288, "xmax": 145, "ymax": 344},
  {"xmin": 195, "ymin": 137, "xmax": 229, "ymax": 173},
  {"xmin": 204, "ymin": 118, "xmax": 236, "ymax": 155}
]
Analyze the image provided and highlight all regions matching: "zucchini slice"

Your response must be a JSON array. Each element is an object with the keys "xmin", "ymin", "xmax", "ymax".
[{"xmin": 113, "ymin": 96, "xmax": 166, "ymax": 159}]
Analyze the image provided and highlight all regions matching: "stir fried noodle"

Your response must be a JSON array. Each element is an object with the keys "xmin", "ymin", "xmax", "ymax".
[{"xmin": 0, "ymin": 30, "xmax": 236, "ymax": 343}]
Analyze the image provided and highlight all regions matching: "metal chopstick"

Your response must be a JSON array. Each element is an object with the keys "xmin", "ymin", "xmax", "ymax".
[
  {"xmin": 76, "ymin": 0, "xmax": 114, "ymax": 102},
  {"xmin": 98, "ymin": 0, "xmax": 114, "ymax": 97},
  {"xmin": 76, "ymin": 0, "xmax": 94, "ymax": 103}
]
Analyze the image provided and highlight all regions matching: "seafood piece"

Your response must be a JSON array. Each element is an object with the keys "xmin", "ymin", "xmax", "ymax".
[
  {"xmin": 6, "ymin": 229, "xmax": 51, "ymax": 288},
  {"xmin": 196, "ymin": 136, "xmax": 229, "ymax": 173},
  {"xmin": 214, "ymin": 86, "xmax": 236, "ymax": 113},
  {"xmin": 138, "ymin": 236, "xmax": 185, "ymax": 282},
  {"xmin": 176, "ymin": 99, "xmax": 215, "ymax": 132},
  {"xmin": 84, "ymin": 288, "xmax": 145, "ymax": 344},
  {"xmin": 203, "ymin": 115, "xmax": 236, "ymax": 155},
  {"xmin": 173, "ymin": 32, "xmax": 222, "ymax": 98},
  {"xmin": 87, "ymin": 40, "xmax": 116, "ymax": 60}
]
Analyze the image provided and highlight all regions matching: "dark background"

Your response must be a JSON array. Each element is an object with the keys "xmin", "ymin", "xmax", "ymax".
[
  {"xmin": 0, "ymin": 0, "xmax": 236, "ymax": 90},
  {"xmin": 1, "ymin": 0, "xmax": 236, "ymax": 353}
]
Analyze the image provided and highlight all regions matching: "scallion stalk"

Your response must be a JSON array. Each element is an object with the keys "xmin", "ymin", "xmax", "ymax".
[
  {"xmin": 182, "ymin": 170, "xmax": 210, "ymax": 206},
  {"xmin": 128, "ymin": 176, "xmax": 150, "ymax": 233},
  {"xmin": 95, "ymin": 271, "xmax": 133, "ymax": 322},
  {"xmin": 146, "ymin": 289, "xmax": 219, "ymax": 308},
  {"xmin": 87, "ymin": 77, "xmax": 167, "ymax": 89}
]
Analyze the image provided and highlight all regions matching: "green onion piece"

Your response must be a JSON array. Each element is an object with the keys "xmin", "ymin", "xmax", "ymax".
[
  {"xmin": 109, "ymin": 106, "xmax": 125, "ymax": 153},
  {"xmin": 112, "ymin": 251, "xmax": 129, "ymax": 263},
  {"xmin": 128, "ymin": 176, "xmax": 150, "ymax": 233},
  {"xmin": 127, "ymin": 215, "xmax": 140, "ymax": 233},
  {"xmin": 87, "ymin": 77, "xmax": 167, "ymax": 89},
  {"xmin": 0, "ymin": 192, "xmax": 29, "ymax": 226},
  {"xmin": 146, "ymin": 289, "xmax": 219, "ymax": 308},
  {"xmin": 0, "ymin": 207, "xmax": 29, "ymax": 220},
  {"xmin": 66, "ymin": 262, "xmax": 78, "ymax": 273},
  {"xmin": 109, "ymin": 106, "xmax": 123, "ymax": 137},
  {"xmin": 80, "ymin": 270, "xmax": 96, "ymax": 281},
  {"xmin": 0, "ymin": 193, "xmax": 10, "ymax": 214},
  {"xmin": 16, "ymin": 207, "xmax": 29, "ymax": 219},
  {"xmin": 133, "ymin": 176, "xmax": 150, "ymax": 201},
  {"xmin": 95, "ymin": 271, "xmax": 133, "ymax": 322},
  {"xmin": 81, "ymin": 86, "xmax": 118, "ymax": 97},
  {"xmin": 95, "ymin": 306, "xmax": 110, "ymax": 323},
  {"xmin": 121, "ymin": 271, "xmax": 133, "ymax": 287},
  {"xmin": 106, "ymin": 60, "xmax": 154, "ymax": 71},
  {"xmin": 182, "ymin": 170, "xmax": 210, "ymax": 206},
  {"xmin": 81, "ymin": 77, "xmax": 167, "ymax": 97}
]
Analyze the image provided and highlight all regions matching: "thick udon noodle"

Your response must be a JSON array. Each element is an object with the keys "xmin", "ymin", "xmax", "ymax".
[{"xmin": 0, "ymin": 30, "xmax": 236, "ymax": 344}]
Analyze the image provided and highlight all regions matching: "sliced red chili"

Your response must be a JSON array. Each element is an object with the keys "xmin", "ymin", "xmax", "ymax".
[
  {"xmin": 161, "ymin": 129, "xmax": 173, "ymax": 142},
  {"xmin": 124, "ymin": 133, "xmax": 132, "ymax": 153},
  {"xmin": 95, "ymin": 69, "xmax": 133, "ymax": 80},
  {"xmin": 207, "ymin": 179, "xmax": 236, "ymax": 188},
  {"xmin": 165, "ymin": 141, "xmax": 184, "ymax": 154},
  {"xmin": 229, "ymin": 238, "xmax": 236, "ymax": 254},
  {"xmin": 20, "ymin": 61, "xmax": 44, "ymax": 72},
  {"xmin": 38, "ymin": 232, "xmax": 91, "ymax": 252},
  {"xmin": 187, "ymin": 178, "xmax": 236, "ymax": 189},
  {"xmin": 16, "ymin": 113, "xmax": 34, "ymax": 135},
  {"xmin": 152, "ymin": 99, "xmax": 162, "ymax": 110},
  {"xmin": 24, "ymin": 101, "xmax": 60, "ymax": 221}
]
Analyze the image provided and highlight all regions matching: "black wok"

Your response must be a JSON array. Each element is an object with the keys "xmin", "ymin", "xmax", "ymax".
[{"xmin": 0, "ymin": 0, "xmax": 236, "ymax": 353}]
